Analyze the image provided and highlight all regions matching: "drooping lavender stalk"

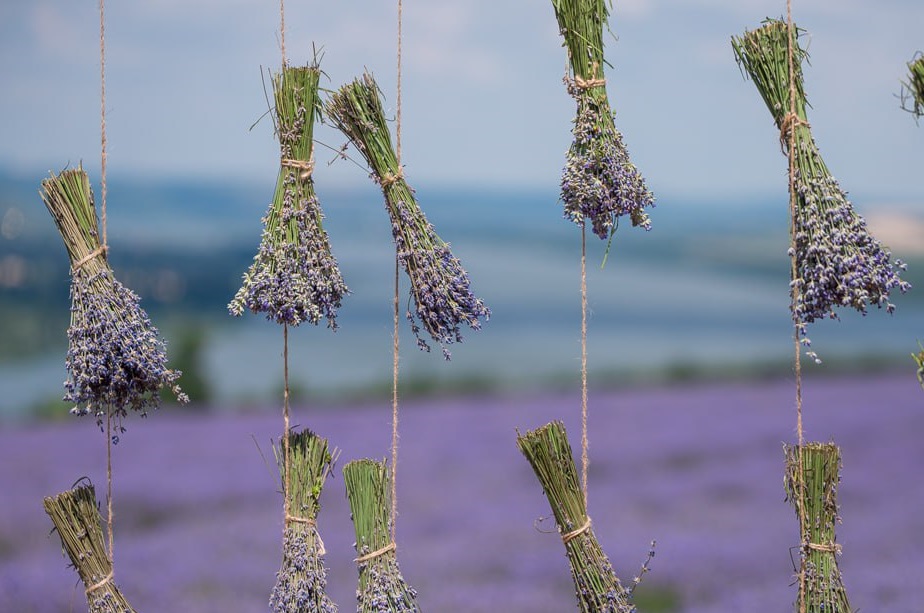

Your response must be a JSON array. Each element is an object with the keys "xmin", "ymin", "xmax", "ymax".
[
  {"xmin": 270, "ymin": 429, "xmax": 339, "ymax": 613},
  {"xmin": 230, "ymin": 63, "xmax": 348, "ymax": 328},
  {"xmin": 324, "ymin": 73, "xmax": 489, "ymax": 359},
  {"xmin": 40, "ymin": 167, "xmax": 186, "ymax": 428},
  {"xmin": 43, "ymin": 483, "xmax": 137, "ymax": 613},
  {"xmin": 784, "ymin": 443, "xmax": 852, "ymax": 612},
  {"xmin": 900, "ymin": 52, "xmax": 924, "ymax": 119},
  {"xmin": 553, "ymin": 0, "xmax": 655, "ymax": 239},
  {"xmin": 517, "ymin": 421, "xmax": 648, "ymax": 612},
  {"xmin": 732, "ymin": 20, "xmax": 910, "ymax": 362},
  {"xmin": 343, "ymin": 459, "xmax": 420, "ymax": 613}
]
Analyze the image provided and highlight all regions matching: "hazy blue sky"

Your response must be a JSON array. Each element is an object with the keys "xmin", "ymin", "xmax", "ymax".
[{"xmin": 1, "ymin": 1, "xmax": 922, "ymax": 200}]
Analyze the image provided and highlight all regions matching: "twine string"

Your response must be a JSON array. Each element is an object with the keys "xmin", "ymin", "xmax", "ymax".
[
  {"xmin": 85, "ymin": 571, "xmax": 113, "ymax": 595},
  {"xmin": 562, "ymin": 517, "xmax": 592, "ymax": 544},
  {"xmin": 280, "ymin": 0, "xmax": 286, "ymax": 66},
  {"xmin": 573, "ymin": 75, "xmax": 607, "ymax": 90},
  {"xmin": 282, "ymin": 323, "xmax": 291, "ymax": 523},
  {"xmin": 281, "ymin": 157, "xmax": 316, "ymax": 180},
  {"xmin": 779, "ymin": 112, "xmax": 809, "ymax": 154},
  {"xmin": 380, "ymin": 168, "xmax": 404, "ymax": 189},
  {"xmin": 71, "ymin": 245, "xmax": 108, "ymax": 273},
  {"xmin": 580, "ymin": 223, "xmax": 589, "ymax": 503},
  {"xmin": 285, "ymin": 515, "xmax": 326, "ymax": 555},
  {"xmin": 355, "ymin": 542, "xmax": 397, "ymax": 564},
  {"xmin": 807, "ymin": 541, "xmax": 843, "ymax": 554},
  {"xmin": 389, "ymin": 0, "xmax": 403, "ymax": 545}
]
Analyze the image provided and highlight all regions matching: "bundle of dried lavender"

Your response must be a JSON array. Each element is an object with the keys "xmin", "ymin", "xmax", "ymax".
[
  {"xmin": 732, "ymin": 19, "xmax": 910, "ymax": 363},
  {"xmin": 43, "ymin": 483, "xmax": 136, "ymax": 613},
  {"xmin": 784, "ymin": 443, "xmax": 852, "ymax": 612},
  {"xmin": 517, "ymin": 421, "xmax": 644, "ymax": 612},
  {"xmin": 552, "ymin": 0, "xmax": 654, "ymax": 239},
  {"xmin": 342, "ymin": 459, "xmax": 420, "ymax": 612},
  {"xmin": 230, "ymin": 63, "xmax": 348, "ymax": 328},
  {"xmin": 900, "ymin": 52, "xmax": 924, "ymax": 120},
  {"xmin": 270, "ymin": 429, "xmax": 339, "ymax": 613},
  {"xmin": 40, "ymin": 167, "xmax": 185, "ymax": 427},
  {"xmin": 324, "ymin": 72, "xmax": 489, "ymax": 359}
]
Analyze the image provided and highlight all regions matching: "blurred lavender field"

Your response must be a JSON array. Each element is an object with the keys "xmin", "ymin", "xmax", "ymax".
[{"xmin": 2, "ymin": 371, "xmax": 923, "ymax": 612}]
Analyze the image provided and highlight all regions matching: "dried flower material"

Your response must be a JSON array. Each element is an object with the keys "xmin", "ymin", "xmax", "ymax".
[
  {"xmin": 900, "ymin": 53, "xmax": 924, "ymax": 119},
  {"xmin": 343, "ymin": 459, "xmax": 420, "ymax": 613},
  {"xmin": 43, "ymin": 483, "xmax": 137, "ymax": 613},
  {"xmin": 324, "ymin": 73, "xmax": 489, "ymax": 359},
  {"xmin": 230, "ymin": 64, "xmax": 348, "ymax": 328},
  {"xmin": 913, "ymin": 344, "xmax": 924, "ymax": 390},
  {"xmin": 552, "ymin": 0, "xmax": 654, "ymax": 239},
  {"xmin": 517, "ymin": 421, "xmax": 637, "ymax": 612},
  {"xmin": 270, "ymin": 429, "xmax": 339, "ymax": 613},
  {"xmin": 40, "ymin": 167, "xmax": 185, "ymax": 426},
  {"xmin": 784, "ymin": 443, "xmax": 852, "ymax": 612},
  {"xmin": 732, "ymin": 20, "xmax": 910, "ymax": 362}
]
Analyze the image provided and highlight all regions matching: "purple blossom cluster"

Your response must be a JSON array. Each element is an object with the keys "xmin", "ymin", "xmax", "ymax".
[
  {"xmin": 561, "ymin": 83, "xmax": 655, "ymax": 240},
  {"xmin": 354, "ymin": 548, "xmax": 419, "ymax": 613},
  {"xmin": 229, "ymin": 181, "xmax": 348, "ymax": 328},
  {"xmin": 269, "ymin": 527, "xmax": 338, "ymax": 613},
  {"xmin": 66, "ymin": 267, "xmax": 186, "ymax": 428},
  {"xmin": 388, "ymin": 196, "xmax": 490, "ymax": 360},
  {"xmin": 789, "ymin": 165, "xmax": 910, "ymax": 363}
]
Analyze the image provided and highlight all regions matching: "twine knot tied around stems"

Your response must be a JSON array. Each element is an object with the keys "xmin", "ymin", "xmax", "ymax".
[
  {"xmin": 561, "ymin": 517, "xmax": 592, "ymax": 544},
  {"xmin": 573, "ymin": 74, "xmax": 607, "ymax": 90},
  {"xmin": 71, "ymin": 245, "xmax": 108, "ymax": 273},
  {"xmin": 778, "ymin": 111, "xmax": 810, "ymax": 154},
  {"xmin": 354, "ymin": 541, "xmax": 396, "ymax": 563},
  {"xmin": 85, "ymin": 571, "xmax": 114, "ymax": 595},
  {"xmin": 378, "ymin": 168, "xmax": 404, "ymax": 189},
  {"xmin": 280, "ymin": 157, "xmax": 315, "ymax": 180},
  {"xmin": 806, "ymin": 541, "xmax": 843, "ymax": 555}
]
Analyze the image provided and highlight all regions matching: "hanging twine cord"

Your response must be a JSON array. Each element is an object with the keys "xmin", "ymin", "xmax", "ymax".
[
  {"xmin": 355, "ymin": 541, "xmax": 397, "ymax": 564},
  {"xmin": 580, "ymin": 224, "xmax": 589, "ymax": 502},
  {"xmin": 280, "ymin": 0, "xmax": 286, "ymax": 66},
  {"xmin": 282, "ymin": 323, "xmax": 291, "ymax": 522},
  {"xmin": 389, "ymin": 0, "xmax": 403, "ymax": 544}
]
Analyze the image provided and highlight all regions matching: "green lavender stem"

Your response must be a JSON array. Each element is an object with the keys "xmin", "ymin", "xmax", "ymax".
[{"xmin": 901, "ymin": 53, "xmax": 924, "ymax": 119}]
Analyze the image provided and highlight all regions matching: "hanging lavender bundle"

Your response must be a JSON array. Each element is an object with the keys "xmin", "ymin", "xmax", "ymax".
[
  {"xmin": 324, "ymin": 73, "xmax": 489, "ymax": 359},
  {"xmin": 784, "ymin": 443, "xmax": 852, "ymax": 612},
  {"xmin": 230, "ymin": 63, "xmax": 348, "ymax": 328},
  {"xmin": 552, "ymin": 0, "xmax": 654, "ymax": 239},
  {"xmin": 517, "ymin": 421, "xmax": 651, "ymax": 612},
  {"xmin": 732, "ymin": 20, "xmax": 910, "ymax": 363},
  {"xmin": 43, "ymin": 483, "xmax": 136, "ymax": 613},
  {"xmin": 343, "ymin": 459, "xmax": 420, "ymax": 612},
  {"xmin": 270, "ymin": 429, "xmax": 339, "ymax": 613},
  {"xmin": 40, "ymin": 167, "xmax": 186, "ymax": 427},
  {"xmin": 900, "ymin": 52, "xmax": 924, "ymax": 119}
]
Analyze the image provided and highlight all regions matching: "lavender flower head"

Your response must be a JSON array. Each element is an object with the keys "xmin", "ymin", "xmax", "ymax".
[
  {"xmin": 270, "ymin": 526, "xmax": 337, "ymax": 613},
  {"xmin": 553, "ymin": 0, "xmax": 655, "ymax": 239},
  {"xmin": 41, "ymin": 167, "xmax": 185, "ymax": 427},
  {"xmin": 229, "ymin": 64, "xmax": 348, "ymax": 328},
  {"xmin": 732, "ymin": 19, "xmax": 910, "ymax": 362},
  {"xmin": 325, "ymin": 73, "xmax": 489, "ymax": 359}
]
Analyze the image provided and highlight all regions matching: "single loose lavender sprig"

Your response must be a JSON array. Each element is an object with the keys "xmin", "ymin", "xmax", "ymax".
[
  {"xmin": 270, "ymin": 429, "xmax": 339, "ymax": 613},
  {"xmin": 343, "ymin": 459, "xmax": 420, "ymax": 613},
  {"xmin": 900, "ymin": 52, "xmax": 924, "ymax": 120},
  {"xmin": 43, "ymin": 483, "xmax": 137, "ymax": 613},
  {"xmin": 325, "ymin": 73, "xmax": 489, "ymax": 359},
  {"xmin": 517, "ymin": 421, "xmax": 643, "ymax": 612},
  {"xmin": 732, "ymin": 20, "xmax": 910, "ymax": 362},
  {"xmin": 40, "ymin": 167, "xmax": 185, "ymax": 426},
  {"xmin": 784, "ymin": 444, "xmax": 852, "ymax": 612},
  {"xmin": 230, "ymin": 64, "xmax": 348, "ymax": 328},
  {"xmin": 553, "ymin": 0, "xmax": 654, "ymax": 239}
]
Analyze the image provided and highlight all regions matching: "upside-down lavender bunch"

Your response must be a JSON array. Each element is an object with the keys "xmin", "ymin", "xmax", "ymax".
[
  {"xmin": 229, "ymin": 63, "xmax": 348, "ymax": 328},
  {"xmin": 900, "ymin": 52, "xmax": 924, "ymax": 120},
  {"xmin": 343, "ymin": 459, "xmax": 420, "ymax": 613},
  {"xmin": 732, "ymin": 20, "xmax": 910, "ymax": 362},
  {"xmin": 40, "ymin": 167, "xmax": 186, "ymax": 426},
  {"xmin": 324, "ymin": 73, "xmax": 489, "ymax": 359},
  {"xmin": 270, "ymin": 429, "xmax": 339, "ymax": 613},
  {"xmin": 43, "ymin": 482, "xmax": 137, "ymax": 613},
  {"xmin": 784, "ymin": 444, "xmax": 852, "ymax": 612},
  {"xmin": 517, "ymin": 421, "xmax": 650, "ymax": 612},
  {"xmin": 553, "ymin": 0, "xmax": 654, "ymax": 239}
]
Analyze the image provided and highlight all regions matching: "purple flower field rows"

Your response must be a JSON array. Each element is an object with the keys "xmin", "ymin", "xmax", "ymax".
[{"xmin": 2, "ymin": 372, "xmax": 923, "ymax": 612}]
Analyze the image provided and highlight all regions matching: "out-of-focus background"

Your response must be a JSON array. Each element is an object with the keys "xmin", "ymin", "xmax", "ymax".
[{"xmin": 2, "ymin": 1, "xmax": 924, "ymax": 611}]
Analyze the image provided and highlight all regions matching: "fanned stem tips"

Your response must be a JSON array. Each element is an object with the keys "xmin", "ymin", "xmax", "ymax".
[
  {"xmin": 230, "ymin": 63, "xmax": 348, "ymax": 328},
  {"xmin": 343, "ymin": 459, "xmax": 420, "ymax": 613},
  {"xmin": 40, "ymin": 166, "xmax": 186, "ymax": 425},
  {"xmin": 784, "ymin": 443, "xmax": 852, "ymax": 613},
  {"xmin": 324, "ymin": 72, "xmax": 489, "ymax": 360},
  {"xmin": 552, "ymin": 0, "xmax": 654, "ymax": 239},
  {"xmin": 732, "ymin": 20, "xmax": 910, "ymax": 363},
  {"xmin": 43, "ymin": 484, "xmax": 137, "ymax": 613},
  {"xmin": 270, "ymin": 430, "xmax": 339, "ymax": 613},
  {"xmin": 900, "ymin": 53, "xmax": 924, "ymax": 119},
  {"xmin": 517, "ymin": 422, "xmax": 636, "ymax": 612}
]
